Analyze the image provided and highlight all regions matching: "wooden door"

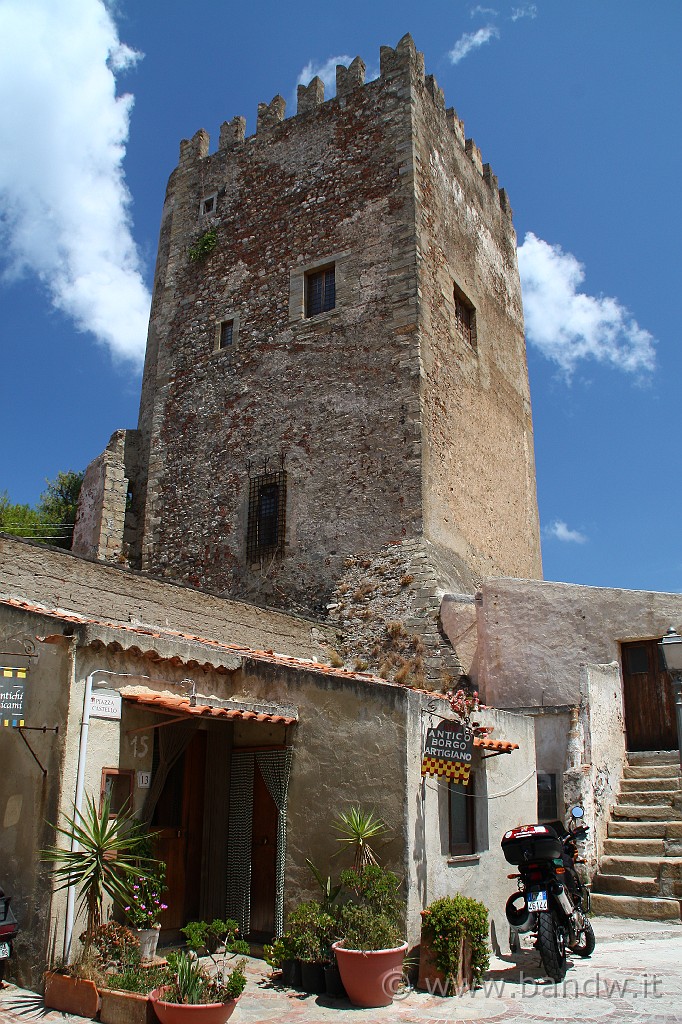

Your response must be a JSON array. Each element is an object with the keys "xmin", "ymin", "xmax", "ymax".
[
  {"xmin": 621, "ymin": 639, "xmax": 677, "ymax": 751},
  {"xmin": 248, "ymin": 763, "xmax": 278, "ymax": 940},
  {"xmin": 153, "ymin": 731, "xmax": 207, "ymax": 929}
]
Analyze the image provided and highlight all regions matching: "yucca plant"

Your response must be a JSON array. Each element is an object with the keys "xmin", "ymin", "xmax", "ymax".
[
  {"xmin": 42, "ymin": 793, "xmax": 157, "ymax": 946},
  {"xmin": 332, "ymin": 806, "xmax": 388, "ymax": 870}
]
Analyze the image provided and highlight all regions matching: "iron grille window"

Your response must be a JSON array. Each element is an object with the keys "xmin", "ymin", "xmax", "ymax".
[
  {"xmin": 247, "ymin": 471, "xmax": 287, "ymax": 561},
  {"xmin": 453, "ymin": 284, "xmax": 476, "ymax": 348},
  {"xmin": 219, "ymin": 320, "xmax": 234, "ymax": 350},
  {"xmin": 306, "ymin": 265, "xmax": 335, "ymax": 317}
]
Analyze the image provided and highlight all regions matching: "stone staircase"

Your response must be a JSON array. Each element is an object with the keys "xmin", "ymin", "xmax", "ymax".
[{"xmin": 591, "ymin": 751, "xmax": 682, "ymax": 920}]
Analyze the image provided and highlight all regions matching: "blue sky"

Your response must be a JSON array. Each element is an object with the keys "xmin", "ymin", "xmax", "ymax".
[{"xmin": 0, "ymin": 0, "xmax": 679, "ymax": 593}]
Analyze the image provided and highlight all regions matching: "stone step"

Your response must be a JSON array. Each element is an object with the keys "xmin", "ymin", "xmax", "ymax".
[
  {"xmin": 590, "ymin": 892, "xmax": 682, "ymax": 921},
  {"xmin": 627, "ymin": 751, "xmax": 680, "ymax": 766},
  {"xmin": 593, "ymin": 873, "xmax": 659, "ymax": 898},
  {"xmin": 614, "ymin": 789, "xmax": 677, "ymax": 807},
  {"xmin": 621, "ymin": 777, "xmax": 681, "ymax": 793},
  {"xmin": 612, "ymin": 804, "xmax": 682, "ymax": 821},
  {"xmin": 603, "ymin": 838, "xmax": 665, "ymax": 857},
  {"xmin": 624, "ymin": 764, "xmax": 681, "ymax": 780},
  {"xmin": 599, "ymin": 855, "xmax": 678, "ymax": 878},
  {"xmin": 607, "ymin": 820, "xmax": 682, "ymax": 839}
]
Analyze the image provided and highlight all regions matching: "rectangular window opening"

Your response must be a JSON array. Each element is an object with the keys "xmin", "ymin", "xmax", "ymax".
[
  {"xmin": 453, "ymin": 283, "xmax": 476, "ymax": 348},
  {"xmin": 449, "ymin": 777, "xmax": 475, "ymax": 856},
  {"xmin": 247, "ymin": 471, "xmax": 287, "ymax": 561},
  {"xmin": 537, "ymin": 773, "xmax": 558, "ymax": 821},
  {"xmin": 305, "ymin": 265, "xmax": 335, "ymax": 317},
  {"xmin": 219, "ymin": 319, "xmax": 234, "ymax": 350},
  {"xmin": 100, "ymin": 769, "xmax": 134, "ymax": 817},
  {"xmin": 200, "ymin": 195, "xmax": 216, "ymax": 216}
]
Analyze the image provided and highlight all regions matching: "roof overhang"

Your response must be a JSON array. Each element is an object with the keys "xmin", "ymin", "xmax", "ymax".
[{"xmin": 122, "ymin": 689, "xmax": 297, "ymax": 727}]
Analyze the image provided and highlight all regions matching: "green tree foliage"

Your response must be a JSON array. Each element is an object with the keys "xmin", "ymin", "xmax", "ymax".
[{"xmin": 0, "ymin": 469, "xmax": 83, "ymax": 548}]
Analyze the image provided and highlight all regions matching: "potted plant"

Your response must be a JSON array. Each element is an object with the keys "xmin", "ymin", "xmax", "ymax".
[
  {"xmin": 124, "ymin": 867, "xmax": 168, "ymax": 961},
  {"xmin": 332, "ymin": 806, "xmax": 389, "ymax": 870},
  {"xmin": 331, "ymin": 864, "xmax": 407, "ymax": 1008},
  {"xmin": 418, "ymin": 894, "xmax": 490, "ymax": 995},
  {"xmin": 262, "ymin": 935, "xmax": 302, "ymax": 989},
  {"xmin": 180, "ymin": 919, "xmax": 248, "ymax": 957},
  {"xmin": 150, "ymin": 950, "xmax": 247, "ymax": 1024},
  {"xmin": 284, "ymin": 901, "xmax": 335, "ymax": 995},
  {"xmin": 90, "ymin": 922, "xmax": 164, "ymax": 1024},
  {"xmin": 42, "ymin": 794, "xmax": 159, "ymax": 1017}
]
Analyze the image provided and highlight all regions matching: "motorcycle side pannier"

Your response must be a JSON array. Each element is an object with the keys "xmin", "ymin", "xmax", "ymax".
[{"xmin": 501, "ymin": 824, "xmax": 563, "ymax": 864}]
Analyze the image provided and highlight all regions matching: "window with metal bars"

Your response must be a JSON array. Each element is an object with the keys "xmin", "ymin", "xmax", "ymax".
[
  {"xmin": 219, "ymin": 319, "xmax": 234, "ymax": 350},
  {"xmin": 247, "ymin": 471, "xmax": 287, "ymax": 561},
  {"xmin": 305, "ymin": 265, "xmax": 335, "ymax": 317},
  {"xmin": 453, "ymin": 284, "xmax": 476, "ymax": 348}
]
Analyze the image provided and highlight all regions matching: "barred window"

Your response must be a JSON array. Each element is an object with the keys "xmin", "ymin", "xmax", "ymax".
[
  {"xmin": 219, "ymin": 320, "xmax": 234, "ymax": 350},
  {"xmin": 247, "ymin": 471, "xmax": 287, "ymax": 561},
  {"xmin": 453, "ymin": 283, "xmax": 476, "ymax": 349},
  {"xmin": 306, "ymin": 265, "xmax": 335, "ymax": 317}
]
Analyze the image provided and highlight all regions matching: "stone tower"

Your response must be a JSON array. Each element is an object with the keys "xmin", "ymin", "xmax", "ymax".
[{"xmin": 74, "ymin": 35, "xmax": 542, "ymax": 683}]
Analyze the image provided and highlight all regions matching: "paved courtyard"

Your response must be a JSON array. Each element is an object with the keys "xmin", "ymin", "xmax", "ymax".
[{"xmin": 0, "ymin": 918, "xmax": 680, "ymax": 1024}]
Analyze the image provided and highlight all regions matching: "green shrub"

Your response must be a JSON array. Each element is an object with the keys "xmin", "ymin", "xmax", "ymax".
[{"xmin": 421, "ymin": 894, "xmax": 490, "ymax": 988}]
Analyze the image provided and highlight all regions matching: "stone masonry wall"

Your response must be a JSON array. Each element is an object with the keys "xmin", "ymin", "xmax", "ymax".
[
  {"xmin": 136, "ymin": 38, "xmax": 424, "ymax": 615},
  {"xmin": 411, "ymin": 71, "xmax": 542, "ymax": 581}
]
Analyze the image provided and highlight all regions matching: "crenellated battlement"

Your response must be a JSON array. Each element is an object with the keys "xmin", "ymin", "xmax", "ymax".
[{"xmin": 176, "ymin": 34, "xmax": 510, "ymax": 216}]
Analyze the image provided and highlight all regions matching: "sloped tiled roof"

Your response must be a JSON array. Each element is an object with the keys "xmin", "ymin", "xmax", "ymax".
[{"xmin": 122, "ymin": 689, "xmax": 296, "ymax": 726}]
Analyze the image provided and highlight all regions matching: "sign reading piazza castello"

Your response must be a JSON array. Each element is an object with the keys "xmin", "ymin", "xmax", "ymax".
[{"xmin": 421, "ymin": 719, "xmax": 474, "ymax": 785}]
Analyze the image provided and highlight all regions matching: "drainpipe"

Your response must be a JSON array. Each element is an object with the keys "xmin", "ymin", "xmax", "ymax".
[{"xmin": 63, "ymin": 669, "xmax": 186, "ymax": 960}]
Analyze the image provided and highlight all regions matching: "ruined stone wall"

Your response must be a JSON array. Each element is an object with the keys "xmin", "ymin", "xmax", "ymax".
[
  {"xmin": 73, "ymin": 430, "xmax": 141, "ymax": 565},
  {"xmin": 411, "ymin": 74, "xmax": 542, "ymax": 581},
  {"xmin": 136, "ymin": 38, "xmax": 425, "ymax": 615}
]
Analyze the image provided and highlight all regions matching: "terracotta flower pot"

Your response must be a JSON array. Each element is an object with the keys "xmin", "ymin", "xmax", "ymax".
[
  {"xmin": 332, "ymin": 941, "xmax": 407, "ymax": 1008},
  {"xmin": 149, "ymin": 987, "xmax": 237, "ymax": 1024},
  {"xmin": 100, "ymin": 986, "xmax": 156, "ymax": 1024},
  {"xmin": 43, "ymin": 971, "xmax": 100, "ymax": 1018}
]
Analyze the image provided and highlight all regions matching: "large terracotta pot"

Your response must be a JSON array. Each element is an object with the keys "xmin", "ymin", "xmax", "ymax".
[
  {"xmin": 43, "ymin": 971, "xmax": 100, "ymax": 1018},
  {"xmin": 149, "ymin": 988, "xmax": 237, "ymax": 1024},
  {"xmin": 332, "ymin": 940, "xmax": 407, "ymax": 1008},
  {"xmin": 100, "ymin": 986, "xmax": 156, "ymax": 1024}
]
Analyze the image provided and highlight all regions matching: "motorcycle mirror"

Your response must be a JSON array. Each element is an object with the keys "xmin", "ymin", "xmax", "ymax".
[{"xmin": 570, "ymin": 805, "xmax": 585, "ymax": 819}]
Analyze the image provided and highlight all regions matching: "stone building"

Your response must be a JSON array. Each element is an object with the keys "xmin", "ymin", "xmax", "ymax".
[{"xmin": 74, "ymin": 33, "xmax": 542, "ymax": 686}]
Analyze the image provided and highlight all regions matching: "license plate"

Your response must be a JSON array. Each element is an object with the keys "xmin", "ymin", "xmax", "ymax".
[
  {"xmin": 0, "ymin": 942, "xmax": 10, "ymax": 959},
  {"xmin": 528, "ymin": 890, "xmax": 548, "ymax": 912}
]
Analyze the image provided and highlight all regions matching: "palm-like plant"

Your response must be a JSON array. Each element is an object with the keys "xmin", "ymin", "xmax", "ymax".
[
  {"xmin": 332, "ymin": 806, "xmax": 388, "ymax": 870},
  {"xmin": 43, "ymin": 793, "xmax": 157, "ymax": 945}
]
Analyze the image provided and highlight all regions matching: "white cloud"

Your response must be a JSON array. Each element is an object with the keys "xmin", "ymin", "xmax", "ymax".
[
  {"xmin": 517, "ymin": 233, "xmax": 656, "ymax": 377},
  {"xmin": 470, "ymin": 5, "xmax": 498, "ymax": 17},
  {"xmin": 297, "ymin": 55, "xmax": 354, "ymax": 98},
  {"xmin": 511, "ymin": 4, "xmax": 538, "ymax": 20},
  {"xmin": 448, "ymin": 26, "xmax": 500, "ymax": 65},
  {"xmin": 0, "ymin": 0, "xmax": 150, "ymax": 366},
  {"xmin": 544, "ymin": 520, "xmax": 588, "ymax": 544}
]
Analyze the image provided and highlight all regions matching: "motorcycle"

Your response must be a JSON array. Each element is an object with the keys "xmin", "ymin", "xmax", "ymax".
[
  {"xmin": 0, "ymin": 887, "xmax": 18, "ymax": 985},
  {"xmin": 501, "ymin": 805, "xmax": 595, "ymax": 982}
]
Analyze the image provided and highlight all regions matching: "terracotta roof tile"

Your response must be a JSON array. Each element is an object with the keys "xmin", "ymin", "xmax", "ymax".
[{"xmin": 122, "ymin": 690, "xmax": 297, "ymax": 726}]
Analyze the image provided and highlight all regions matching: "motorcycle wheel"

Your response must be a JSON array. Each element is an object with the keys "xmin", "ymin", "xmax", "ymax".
[
  {"xmin": 572, "ymin": 917, "xmax": 596, "ymax": 958},
  {"xmin": 536, "ymin": 911, "xmax": 568, "ymax": 982}
]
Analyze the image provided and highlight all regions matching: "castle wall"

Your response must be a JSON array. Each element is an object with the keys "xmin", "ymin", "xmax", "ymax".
[
  {"xmin": 133, "ymin": 35, "xmax": 541, "ymax": 621},
  {"xmin": 412, "ymin": 75, "xmax": 542, "ymax": 581},
  {"xmin": 136, "ymin": 41, "xmax": 425, "ymax": 614}
]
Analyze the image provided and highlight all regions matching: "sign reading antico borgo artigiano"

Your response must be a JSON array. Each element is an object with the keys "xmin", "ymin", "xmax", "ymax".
[
  {"xmin": 421, "ymin": 719, "xmax": 474, "ymax": 785},
  {"xmin": 1, "ymin": 667, "xmax": 27, "ymax": 727}
]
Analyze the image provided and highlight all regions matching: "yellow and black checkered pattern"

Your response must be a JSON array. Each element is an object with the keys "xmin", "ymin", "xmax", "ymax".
[{"xmin": 421, "ymin": 755, "xmax": 471, "ymax": 785}]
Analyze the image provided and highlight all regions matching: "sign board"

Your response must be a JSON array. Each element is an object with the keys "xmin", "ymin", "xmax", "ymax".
[
  {"xmin": 1, "ymin": 670, "xmax": 25, "ymax": 727},
  {"xmin": 137, "ymin": 771, "xmax": 152, "ymax": 789},
  {"xmin": 421, "ymin": 720, "xmax": 474, "ymax": 785},
  {"xmin": 89, "ymin": 690, "xmax": 122, "ymax": 720}
]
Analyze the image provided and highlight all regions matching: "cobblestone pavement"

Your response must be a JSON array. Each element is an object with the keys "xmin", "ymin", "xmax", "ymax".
[{"xmin": 0, "ymin": 919, "xmax": 680, "ymax": 1024}]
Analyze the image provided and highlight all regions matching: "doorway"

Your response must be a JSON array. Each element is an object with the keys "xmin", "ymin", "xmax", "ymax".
[
  {"xmin": 621, "ymin": 638, "xmax": 676, "ymax": 751},
  {"xmin": 249, "ymin": 762, "xmax": 278, "ymax": 940},
  {"xmin": 152, "ymin": 730, "xmax": 207, "ymax": 929}
]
